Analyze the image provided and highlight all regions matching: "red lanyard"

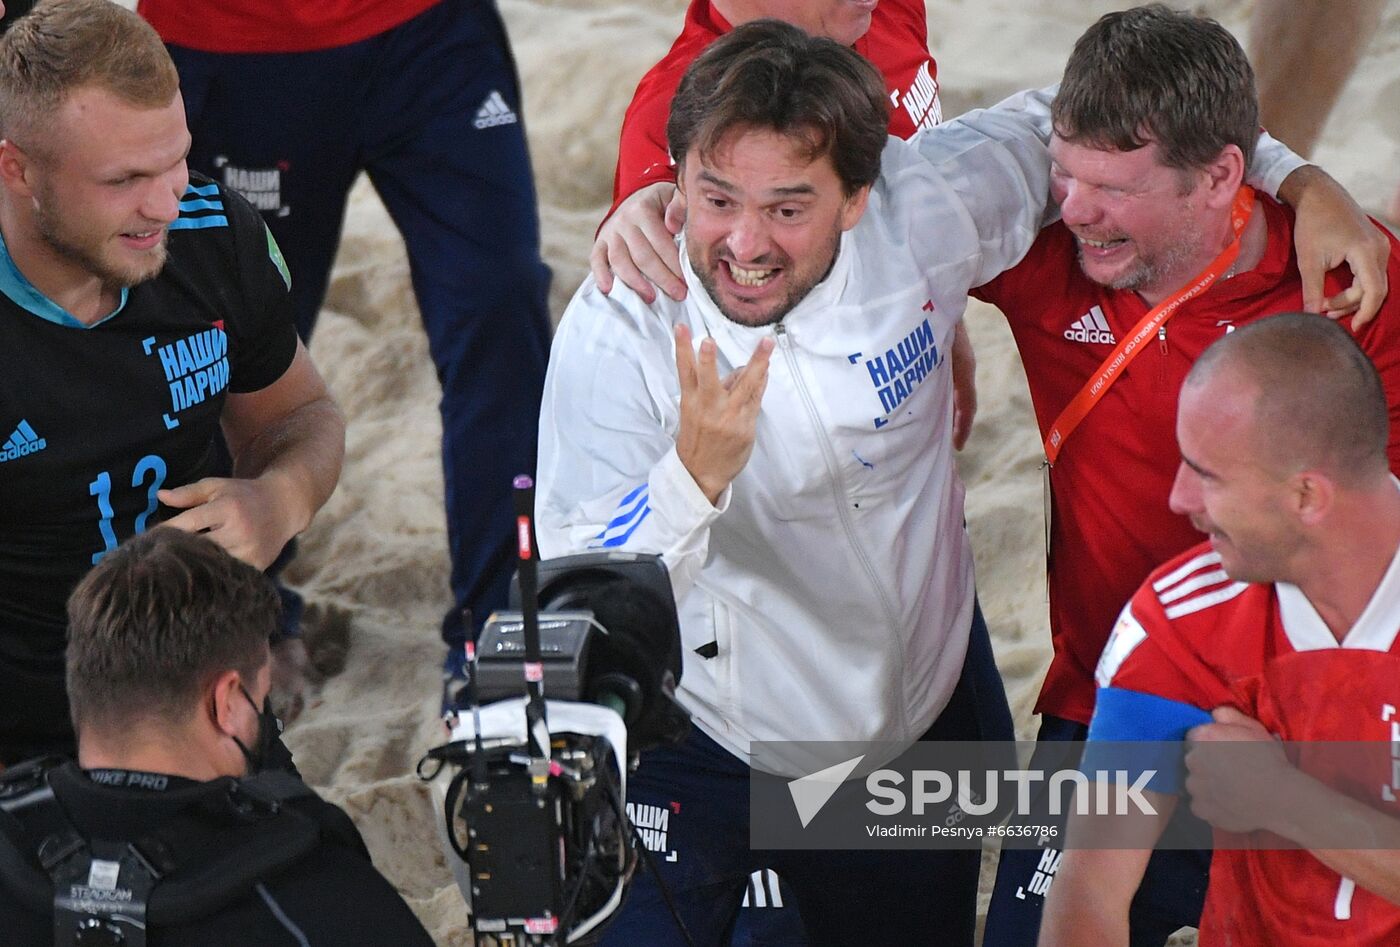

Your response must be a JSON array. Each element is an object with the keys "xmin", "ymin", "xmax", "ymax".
[{"xmin": 1043, "ymin": 186, "xmax": 1255, "ymax": 465}]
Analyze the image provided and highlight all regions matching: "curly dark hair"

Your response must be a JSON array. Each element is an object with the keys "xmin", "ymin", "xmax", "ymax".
[{"xmin": 667, "ymin": 18, "xmax": 889, "ymax": 196}]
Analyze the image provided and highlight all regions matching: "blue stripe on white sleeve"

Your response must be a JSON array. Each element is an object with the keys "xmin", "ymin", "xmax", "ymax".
[
  {"xmin": 606, "ymin": 489, "xmax": 649, "ymax": 528},
  {"xmin": 590, "ymin": 484, "xmax": 651, "ymax": 548},
  {"xmin": 618, "ymin": 481, "xmax": 648, "ymax": 507},
  {"xmin": 598, "ymin": 507, "xmax": 651, "ymax": 548}
]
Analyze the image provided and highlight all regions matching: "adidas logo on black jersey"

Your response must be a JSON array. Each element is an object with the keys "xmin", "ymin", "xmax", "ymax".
[
  {"xmin": 0, "ymin": 419, "xmax": 46, "ymax": 463},
  {"xmin": 474, "ymin": 90, "xmax": 518, "ymax": 129},
  {"xmin": 1064, "ymin": 306, "xmax": 1116, "ymax": 345}
]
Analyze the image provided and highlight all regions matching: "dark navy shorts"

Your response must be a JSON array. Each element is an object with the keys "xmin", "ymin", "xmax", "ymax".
[{"xmin": 603, "ymin": 598, "xmax": 1013, "ymax": 947}]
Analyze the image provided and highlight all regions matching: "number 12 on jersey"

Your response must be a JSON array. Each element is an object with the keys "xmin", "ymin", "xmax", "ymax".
[{"xmin": 89, "ymin": 455, "xmax": 169, "ymax": 564}]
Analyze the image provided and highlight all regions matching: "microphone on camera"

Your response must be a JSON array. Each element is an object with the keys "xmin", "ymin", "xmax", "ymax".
[{"xmin": 512, "ymin": 475, "xmax": 552, "ymax": 780}]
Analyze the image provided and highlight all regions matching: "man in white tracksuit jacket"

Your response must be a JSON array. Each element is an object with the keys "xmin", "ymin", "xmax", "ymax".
[
  {"xmin": 534, "ymin": 18, "xmax": 1312, "ymax": 947},
  {"xmin": 536, "ymin": 21, "xmax": 1047, "ymax": 945},
  {"xmin": 541, "ymin": 40, "xmax": 1047, "ymax": 765}
]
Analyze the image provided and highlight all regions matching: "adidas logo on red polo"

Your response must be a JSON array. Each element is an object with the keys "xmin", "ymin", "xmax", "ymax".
[{"xmin": 1064, "ymin": 306, "xmax": 1116, "ymax": 345}]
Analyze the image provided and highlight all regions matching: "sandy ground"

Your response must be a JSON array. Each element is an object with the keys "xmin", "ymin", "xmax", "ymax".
[{"xmin": 271, "ymin": 1, "xmax": 1400, "ymax": 943}]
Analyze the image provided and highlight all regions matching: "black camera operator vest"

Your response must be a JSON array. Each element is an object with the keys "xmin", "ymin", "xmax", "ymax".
[{"xmin": 0, "ymin": 759, "xmax": 321, "ymax": 946}]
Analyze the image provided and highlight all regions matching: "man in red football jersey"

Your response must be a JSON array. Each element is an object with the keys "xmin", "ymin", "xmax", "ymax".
[{"xmin": 1042, "ymin": 312, "xmax": 1400, "ymax": 946}]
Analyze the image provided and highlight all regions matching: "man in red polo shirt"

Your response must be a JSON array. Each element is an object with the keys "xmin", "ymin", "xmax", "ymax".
[{"xmin": 976, "ymin": 8, "xmax": 1400, "ymax": 945}]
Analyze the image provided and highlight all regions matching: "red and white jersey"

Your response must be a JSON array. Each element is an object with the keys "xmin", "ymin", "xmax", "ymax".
[
  {"xmin": 1094, "ymin": 540, "xmax": 1400, "ymax": 946},
  {"xmin": 138, "ymin": 0, "xmax": 439, "ymax": 54},
  {"xmin": 609, "ymin": 0, "xmax": 940, "ymax": 216},
  {"xmin": 973, "ymin": 198, "xmax": 1400, "ymax": 725}
]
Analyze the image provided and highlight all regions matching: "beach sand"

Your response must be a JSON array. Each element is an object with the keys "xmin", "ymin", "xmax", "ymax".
[{"xmin": 275, "ymin": 2, "xmax": 1400, "ymax": 942}]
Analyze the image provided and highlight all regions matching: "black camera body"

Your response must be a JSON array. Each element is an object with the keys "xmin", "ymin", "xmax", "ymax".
[
  {"xmin": 447, "ymin": 732, "xmax": 621, "ymax": 942},
  {"xmin": 424, "ymin": 551, "xmax": 690, "ymax": 945}
]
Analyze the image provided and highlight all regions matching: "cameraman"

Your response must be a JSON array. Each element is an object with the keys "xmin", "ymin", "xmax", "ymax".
[{"xmin": 0, "ymin": 528, "xmax": 432, "ymax": 945}]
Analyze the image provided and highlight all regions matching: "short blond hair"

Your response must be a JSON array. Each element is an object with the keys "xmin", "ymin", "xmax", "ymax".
[{"xmin": 0, "ymin": 0, "xmax": 179, "ymax": 154}]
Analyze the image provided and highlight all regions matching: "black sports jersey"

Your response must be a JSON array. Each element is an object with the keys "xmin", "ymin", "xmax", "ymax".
[{"xmin": 0, "ymin": 175, "xmax": 297, "ymax": 729}]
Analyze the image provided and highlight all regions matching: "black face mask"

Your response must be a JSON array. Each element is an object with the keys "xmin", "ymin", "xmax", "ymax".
[{"xmin": 232, "ymin": 685, "xmax": 283, "ymax": 775}]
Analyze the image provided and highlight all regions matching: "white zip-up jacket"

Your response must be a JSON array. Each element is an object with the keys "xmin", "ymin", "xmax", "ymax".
[{"xmin": 536, "ymin": 98, "xmax": 1305, "ymax": 778}]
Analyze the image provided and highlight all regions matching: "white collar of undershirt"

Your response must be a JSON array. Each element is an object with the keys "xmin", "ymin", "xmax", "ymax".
[{"xmin": 1276, "ymin": 477, "xmax": 1400, "ymax": 652}]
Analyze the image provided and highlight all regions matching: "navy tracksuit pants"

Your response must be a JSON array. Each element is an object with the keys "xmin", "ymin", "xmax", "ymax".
[
  {"xmin": 606, "ymin": 600, "xmax": 1014, "ymax": 946},
  {"xmin": 167, "ymin": 0, "xmax": 552, "ymax": 647}
]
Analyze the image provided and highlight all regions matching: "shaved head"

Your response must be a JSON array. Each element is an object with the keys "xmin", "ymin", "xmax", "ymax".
[{"xmin": 1184, "ymin": 312, "xmax": 1389, "ymax": 485}]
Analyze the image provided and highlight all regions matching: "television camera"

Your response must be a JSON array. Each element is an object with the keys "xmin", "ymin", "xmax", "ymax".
[{"xmin": 418, "ymin": 477, "xmax": 691, "ymax": 945}]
